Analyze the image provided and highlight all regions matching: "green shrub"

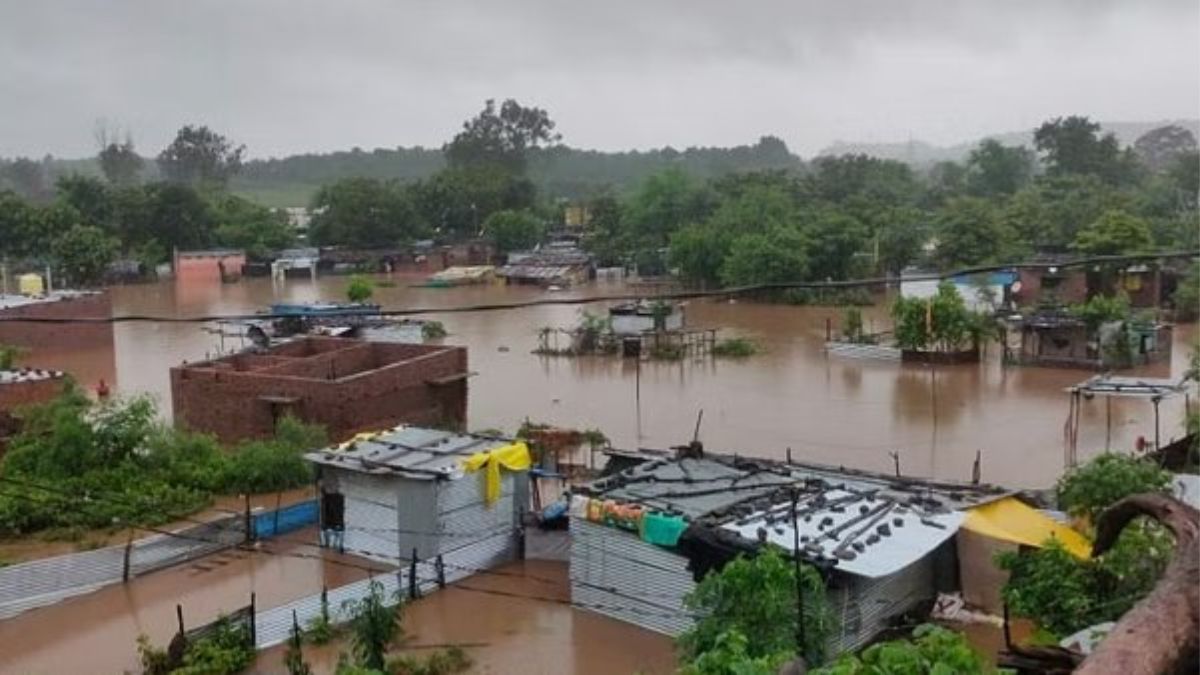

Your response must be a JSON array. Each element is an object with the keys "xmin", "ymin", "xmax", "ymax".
[
  {"xmin": 389, "ymin": 646, "xmax": 473, "ymax": 675},
  {"xmin": 421, "ymin": 321, "xmax": 448, "ymax": 340},
  {"xmin": 1057, "ymin": 453, "xmax": 1172, "ymax": 522},
  {"xmin": 813, "ymin": 624, "xmax": 993, "ymax": 675},
  {"xmin": 712, "ymin": 337, "xmax": 760, "ymax": 357},
  {"xmin": 347, "ymin": 275, "xmax": 374, "ymax": 303},
  {"xmin": 782, "ymin": 287, "xmax": 874, "ymax": 307},
  {"xmin": 175, "ymin": 617, "xmax": 255, "ymax": 675}
]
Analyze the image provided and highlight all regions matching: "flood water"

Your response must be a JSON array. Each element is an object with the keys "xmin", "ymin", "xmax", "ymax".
[
  {"xmin": 2, "ymin": 273, "xmax": 1195, "ymax": 674},
  {"xmin": 70, "ymin": 274, "xmax": 1195, "ymax": 489}
]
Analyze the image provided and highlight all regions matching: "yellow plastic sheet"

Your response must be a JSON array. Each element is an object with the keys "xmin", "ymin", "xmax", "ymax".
[
  {"xmin": 462, "ymin": 442, "xmax": 532, "ymax": 504},
  {"xmin": 963, "ymin": 496, "xmax": 1092, "ymax": 559}
]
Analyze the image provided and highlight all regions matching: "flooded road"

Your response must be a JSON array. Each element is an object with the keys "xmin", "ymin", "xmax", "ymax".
[{"xmin": 19, "ymin": 273, "xmax": 1194, "ymax": 488}]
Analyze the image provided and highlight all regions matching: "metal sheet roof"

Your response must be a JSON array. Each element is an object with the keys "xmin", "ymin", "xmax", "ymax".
[
  {"xmin": 1068, "ymin": 374, "xmax": 1190, "ymax": 398},
  {"xmin": 0, "ymin": 368, "xmax": 64, "ymax": 385},
  {"xmin": 719, "ymin": 488, "xmax": 964, "ymax": 579},
  {"xmin": 586, "ymin": 457, "xmax": 796, "ymax": 519},
  {"xmin": 305, "ymin": 426, "xmax": 512, "ymax": 480}
]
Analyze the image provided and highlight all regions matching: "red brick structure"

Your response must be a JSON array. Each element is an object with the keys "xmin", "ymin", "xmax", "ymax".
[
  {"xmin": 0, "ymin": 368, "xmax": 66, "ymax": 454},
  {"xmin": 170, "ymin": 337, "xmax": 469, "ymax": 444},
  {"xmin": 0, "ymin": 291, "xmax": 113, "ymax": 353},
  {"xmin": 1014, "ymin": 267, "xmax": 1089, "ymax": 307},
  {"xmin": 173, "ymin": 249, "xmax": 246, "ymax": 282}
]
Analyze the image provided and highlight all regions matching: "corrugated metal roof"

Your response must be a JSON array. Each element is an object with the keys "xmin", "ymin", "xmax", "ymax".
[
  {"xmin": 0, "ymin": 368, "xmax": 64, "ymax": 385},
  {"xmin": 719, "ymin": 489, "xmax": 964, "ymax": 578},
  {"xmin": 1068, "ymin": 374, "xmax": 1189, "ymax": 398},
  {"xmin": 305, "ymin": 426, "xmax": 512, "ymax": 480}
]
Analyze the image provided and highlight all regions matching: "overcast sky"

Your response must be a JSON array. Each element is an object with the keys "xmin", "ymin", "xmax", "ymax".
[{"xmin": 1, "ymin": 0, "xmax": 1197, "ymax": 159}]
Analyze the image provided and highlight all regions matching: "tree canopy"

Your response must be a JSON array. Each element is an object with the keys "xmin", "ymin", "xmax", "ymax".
[
  {"xmin": 157, "ymin": 125, "xmax": 246, "ymax": 188},
  {"xmin": 443, "ymin": 99, "xmax": 560, "ymax": 175}
]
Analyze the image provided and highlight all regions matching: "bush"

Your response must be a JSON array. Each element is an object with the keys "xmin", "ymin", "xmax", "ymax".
[
  {"xmin": 679, "ymin": 549, "xmax": 831, "ymax": 667},
  {"xmin": 175, "ymin": 618, "xmax": 255, "ymax": 675},
  {"xmin": 347, "ymin": 275, "xmax": 375, "ymax": 303},
  {"xmin": 421, "ymin": 321, "xmax": 448, "ymax": 340},
  {"xmin": 812, "ymin": 624, "xmax": 991, "ymax": 675},
  {"xmin": 1057, "ymin": 453, "xmax": 1172, "ymax": 522},
  {"xmin": 712, "ymin": 337, "xmax": 760, "ymax": 358},
  {"xmin": 389, "ymin": 646, "xmax": 473, "ymax": 675}
]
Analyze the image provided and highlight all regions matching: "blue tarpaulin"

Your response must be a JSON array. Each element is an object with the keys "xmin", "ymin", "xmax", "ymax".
[{"xmin": 253, "ymin": 500, "xmax": 319, "ymax": 539}]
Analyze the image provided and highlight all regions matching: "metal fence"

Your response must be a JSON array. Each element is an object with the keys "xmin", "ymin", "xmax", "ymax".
[
  {"xmin": 0, "ymin": 514, "xmax": 245, "ymax": 620},
  {"xmin": 253, "ymin": 530, "xmax": 517, "ymax": 648}
]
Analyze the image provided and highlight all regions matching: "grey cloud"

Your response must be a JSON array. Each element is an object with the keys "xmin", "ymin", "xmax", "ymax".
[{"xmin": 0, "ymin": 0, "xmax": 1196, "ymax": 158}]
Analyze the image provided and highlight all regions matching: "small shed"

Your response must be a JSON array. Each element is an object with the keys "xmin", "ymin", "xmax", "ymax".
[{"xmin": 306, "ymin": 426, "xmax": 531, "ymax": 565}]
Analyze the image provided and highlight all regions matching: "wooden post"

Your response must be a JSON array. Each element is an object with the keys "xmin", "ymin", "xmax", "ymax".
[
  {"xmin": 176, "ymin": 604, "xmax": 185, "ymax": 636},
  {"xmin": 436, "ymin": 555, "xmax": 446, "ymax": 588},
  {"xmin": 972, "ymin": 450, "xmax": 981, "ymax": 485},
  {"xmin": 249, "ymin": 592, "xmax": 257, "ymax": 646},
  {"xmin": 273, "ymin": 491, "xmax": 283, "ymax": 538},
  {"xmin": 825, "ymin": 317, "xmax": 832, "ymax": 341},
  {"xmin": 244, "ymin": 494, "xmax": 253, "ymax": 543},
  {"xmin": 122, "ymin": 530, "xmax": 134, "ymax": 582},
  {"xmin": 321, "ymin": 585, "xmax": 329, "ymax": 623},
  {"xmin": 408, "ymin": 548, "xmax": 419, "ymax": 600}
]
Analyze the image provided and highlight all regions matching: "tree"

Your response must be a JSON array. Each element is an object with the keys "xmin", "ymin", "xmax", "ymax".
[
  {"xmin": 680, "ymin": 629, "xmax": 791, "ymax": 675},
  {"xmin": 211, "ymin": 194, "xmax": 293, "ymax": 258},
  {"xmin": 2, "ymin": 157, "xmax": 50, "ymax": 202},
  {"xmin": 97, "ymin": 134, "xmax": 144, "ymax": 186},
  {"xmin": 143, "ymin": 182, "xmax": 215, "ymax": 251},
  {"xmin": 0, "ymin": 190, "xmax": 48, "ymax": 259},
  {"xmin": 804, "ymin": 211, "xmax": 868, "ymax": 281},
  {"xmin": 932, "ymin": 196, "xmax": 1020, "ymax": 269},
  {"xmin": 1072, "ymin": 210, "xmax": 1153, "ymax": 256},
  {"xmin": 483, "ymin": 209, "xmax": 543, "ymax": 254},
  {"xmin": 877, "ymin": 215, "xmax": 929, "ymax": 276},
  {"xmin": 309, "ymin": 178, "xmax": 425, "ymax": 248},
  {"xmin": 411, "ymin": 166, "xmax": 534, "ymax": 239},
  {"xmin": 1034, "ymin": 116, "xmax": 1137, "ymax": 185},
  {"xmin": 965, "ymin": 140, "xmax": 1034, "ymax": 197},
  {"xmin": 807, "ymin": 154, "xmax": 918, "ymax": 206},
  {"xmin": 1132, "ymin": 125, "xmax": 1198, "ymax": 173},
  {"xmin": 157, "ymin": 125, "xmax": 246, "ymax": 188},
  {"xmin": 53, "ymin": 225, "xmax": 119, "ymax": 286},
  {"xmin": 444, "ymin": 99, "xmax": 560, "ymax": 174},
  {"xmin": 1057, "ymin": 453, "xmax": 1172, "ymax": 523},
  {"xmin": 1001, "ymin": 174, "xmax": 1121, "ymax": 251},
  {"xmin": 669, "ymin": 223, "xmax": 733, "ymax": 286},
  {"xmin": 55, "ymin": 175, "xmax": 113, "ymax": 230},
  {"xmin": 581, "ymin": 191, "xmax": 625, "ymax": 266},
  {"xmin": 342, "ymin": 580, "xmax": 401, "ymax": 671},
  {"xmin": 346, "ymin": 275, "xmax": 374, "ymax": 303},
  {"xmin": 719, "ymin": 224, "xmax": 809, "ymax": 287},
  {"xmin": 623, "ymin": 167, "xmax": 715, "ymax": 250},
  {"xmin": 679, "ymin": 549, "xmax": 831, "ymax": 667},
  {"xmin": 1167, "ymin": 150, "xmax": 1200, "ymax": 211},
  {"xmin": 891, "ymin": 281, "xmax": 980, "ymax": 352}
]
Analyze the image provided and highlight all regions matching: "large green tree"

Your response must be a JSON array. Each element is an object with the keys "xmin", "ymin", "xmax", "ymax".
[
  {"xmin": 309, "ymin": 177, "xmax": 425, "ymax": 248},
  {"xmin": 1132, "ymin": 125, "xmax": 1198, "ymax": 173},
  {"xmin": 624, "ymin": 167, "xmax": 715, "ymax": 250},
  {"xmin": 53, "ymin": 224, "xmax": 119, "ymax": 286},
  {"xmin": 965, "ymin": 139, "xmax": 1034, "ymax": 197},
  {"xmin": 143, "ymin": 182, "xmax": 215, "ymax": 251},
  {"xmin": 932, "ymin": 196, "xmax": 1020, "ymax": 269},
  {"xmin": 804, "ymin": 211, "xmax": 869, "ymax": 281},
  {"xmin": 444, "ymin": 99, "xmax": 560, "ymax": 174},
  {"xmin": 483, "ymin": 209, "xmax": 544, "ymax": 254},
  {"xmin": 55, "ymin": 175, "xmax": 113, "ymax": 230},
  {"xmin": 1034, "ymin": 116, "xmax": 1139, "ymax": 185},
  {"xmin": 1072, "ymin": 210, "xmax": 1154, "ymax": 256},
  {"xmin": 720, "ymin": 224, "xmax": 809, "ymax": 286},
  {"xmin": 157, "ymin": 125, "xmax": 246, "ymax": 188},
  {"xmin": 411, "ymin": 166, "xmax": 535, "ymax": 239},
  {"xmin": 212, "ymin": 194, "xmax": 294, "ymax": 258},
  {"xmin": 98, "ymin": 136, "xmax": 144, "ymax": 186}
]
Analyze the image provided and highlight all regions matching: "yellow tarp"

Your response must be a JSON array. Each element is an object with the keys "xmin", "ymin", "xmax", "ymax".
[
  {"xmin": 462, "ymin": 441, "xmax": 532, "ymax": 504},
  {"xmin": 963, "ymin": 496, "xmax": 1092, "ymax": 559}
]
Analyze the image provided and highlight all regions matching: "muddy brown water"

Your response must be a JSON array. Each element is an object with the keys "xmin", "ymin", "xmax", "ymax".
[
  {"xmin": 1, "ymin": 274, "xmax": 1194, "ymax": 674},
  {"xmin": 53, "ymin": 274, "xmax": 1195, "ymax": 488}
]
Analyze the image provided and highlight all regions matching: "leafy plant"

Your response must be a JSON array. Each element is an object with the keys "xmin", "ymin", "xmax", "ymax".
[
  {"xmin": 1070, "ymin": 293, "xmax": 1131, "ymax": 333},
  {"xmin": 421, "ymin": 321, "xmax": 448, "ymax": 340},
  {"xmin": 813, "ymin": 624, "xmax": 995, "ymax": 675},
  {"xmin": 175, "ymin": 617, "xmax": 254, "ymax": 675},
  {"xmin": 0, "ymin": 344, "xmax": 23, "ymax": 369},
  {"xmin": 892, "ymin": 282, "xmax": 986, "ymax": 352},
  {"xmin": 1056, "ymin": 452, "xmax": 1171, "ymax": 522},
  {"xmin": 679, "ymin": 548, "xmax": 831, "ymax": 668},
  {"xmin": 346, "ymin": 275, "xmax": 375, "ymax": 303},
  {"xmin": 389, "ymin": 646, "xmax": 473, "ymax": 675},
  {"xmin": 679, "ymin": 629, "xmax": 791, "ymax": 675},
  {"xmin": 342, "ymin": 580, "xmax": 402, "ymax": 671},
  {"xmin": 712, "ymin": 337, "xmax": 760, "ymax": 357},
  {"xmin": 305, "ymin": 590, "xmax": 338, "ymax": 645}
]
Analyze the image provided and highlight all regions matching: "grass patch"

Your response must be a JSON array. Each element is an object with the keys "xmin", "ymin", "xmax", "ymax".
[{"xmin": 712, "ymin": 337, "xmax": 760, "ymax": 358}]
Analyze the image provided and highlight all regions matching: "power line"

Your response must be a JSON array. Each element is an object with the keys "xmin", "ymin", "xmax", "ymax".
[{"xmin": 0, "ymin": 250, "xmax": 1194, "ymax": 325}]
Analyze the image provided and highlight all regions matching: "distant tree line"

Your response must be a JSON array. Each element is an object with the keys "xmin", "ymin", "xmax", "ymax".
[{"xmin": 0, "ymin": 112, "xmax": 1196, "ymax": 290}]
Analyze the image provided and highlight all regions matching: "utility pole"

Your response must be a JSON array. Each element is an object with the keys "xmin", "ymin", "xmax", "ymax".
[{"xmin": 790, "ymin": 487, "xmax": 806, "ymax": 659}]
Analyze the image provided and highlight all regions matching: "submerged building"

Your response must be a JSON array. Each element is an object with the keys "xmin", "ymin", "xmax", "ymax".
[{"xmin": 170, "ymin": 336, "xmax": 469, "ymax": 444}]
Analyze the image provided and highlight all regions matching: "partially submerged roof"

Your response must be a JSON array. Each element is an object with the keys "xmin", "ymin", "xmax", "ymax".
[
  {"xmin": 581, "ymin": 451, "xmax": 1008, "ymax": 578},
  {"xmin": 0, "ymin": 291, "xmax": 102, "ymax": 311},
  {"xmin": 0, "ymin": 368, "xmax": 64, "ymax": 385},
  {"xmin": 1068, "ymin": 374, "xmax": 1191, "ymax": 399},
  {"xmin": 305, "ymin": 425, "xmax": 515, "ymax": 480}
]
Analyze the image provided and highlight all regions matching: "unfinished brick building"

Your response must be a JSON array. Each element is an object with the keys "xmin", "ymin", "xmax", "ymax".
[{"xmin": 170, "ymin": 337, "xmax": 469, "ymax": 444}]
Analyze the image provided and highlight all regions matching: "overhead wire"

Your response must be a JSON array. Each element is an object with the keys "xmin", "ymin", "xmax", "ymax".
[{"xmin": 0, "ymin": 250, "xmax": 1193, "ymax": 325}]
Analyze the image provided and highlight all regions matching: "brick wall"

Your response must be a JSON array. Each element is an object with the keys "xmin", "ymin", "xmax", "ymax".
[
  {"xmin": 0, "ymin": 293, "xmax": 114, "ymax": 353},
  {"xmin": 1016, "ymin": 269, "xmax": 1089, "ymax": 307},
  {"xmin": 171, "ymin": 341, "xmax": 469, "ymax": 444},
  {"xmin": 0, "ymin": 377, "xmax": 65, "ymax": 411}
]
